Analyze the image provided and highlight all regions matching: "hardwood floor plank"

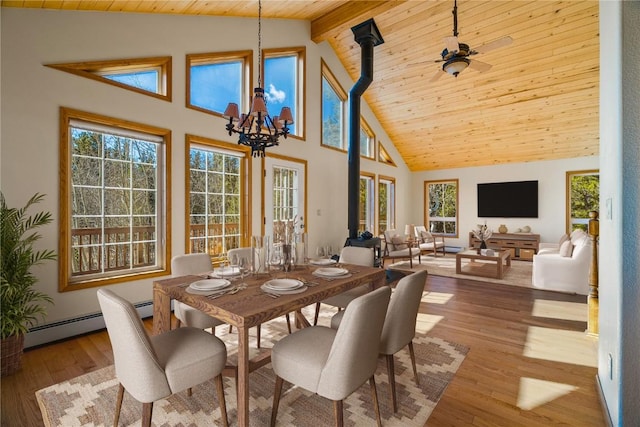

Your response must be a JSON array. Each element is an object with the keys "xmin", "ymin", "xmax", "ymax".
[{"xmin": 0, "ymin": 273, "xmax": 606, "ymax": 427}]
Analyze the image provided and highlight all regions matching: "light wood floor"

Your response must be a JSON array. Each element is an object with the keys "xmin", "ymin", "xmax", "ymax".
[{"xmin": 1, "ymin": 274, "xmax": 606, "ymax": 426}]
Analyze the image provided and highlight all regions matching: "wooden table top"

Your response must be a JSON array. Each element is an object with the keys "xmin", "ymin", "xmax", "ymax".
[{"xmin": 153, "ymin": 264, "xmax": 386, "ymax": 329}]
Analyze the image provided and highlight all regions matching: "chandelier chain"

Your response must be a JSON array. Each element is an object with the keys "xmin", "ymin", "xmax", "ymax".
[{"xmin": 257, "ymin": 0, "xmax": 262, "ymax": 87}]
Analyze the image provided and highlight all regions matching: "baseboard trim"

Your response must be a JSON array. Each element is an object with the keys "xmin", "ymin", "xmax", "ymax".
[
  {"xmin": 25, "ymin": 300, "xmax": 155, "ymax": 349},
  {"xmin": 595, "ymin": 373, "xmax": 614, "ymax": 427}
]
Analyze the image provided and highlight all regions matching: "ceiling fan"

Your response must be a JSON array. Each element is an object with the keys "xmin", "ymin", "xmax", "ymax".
[{"xmin": 430, "ymin": 0, "xmax": 513, "ymax": 81}]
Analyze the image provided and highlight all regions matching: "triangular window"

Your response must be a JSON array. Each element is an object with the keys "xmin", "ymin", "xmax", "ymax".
[
  {"xmin": 378, "ymin": 142, "xmax": 396, "ymax": 166},
  {"xmin": 45, "ymin": 57, "xmax": 171, "ymax": 101}
]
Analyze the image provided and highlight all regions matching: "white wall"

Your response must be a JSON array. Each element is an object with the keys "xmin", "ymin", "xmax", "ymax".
[
  {"xmin": 410, "ymin": 156, "xmax": 598, "ymax": 249},
  {"xmin": 598, "ymin": 1, "xmax": 640, "ymax": 425},
  {"xmin": 0, "ymin": 8, "xmax": 411, "ymax": 323}
]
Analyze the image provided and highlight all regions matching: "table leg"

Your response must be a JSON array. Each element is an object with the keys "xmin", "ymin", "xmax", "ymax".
[
  {"xmin": 497, "ymin": 259, "xmax": 503, "ymax": 279},
  {"xmin": 236, "ymin": 326, "xmax": 250, "ymax": 427},
  {"xmin": 152, "ymin": 289, "xmax": 171, "ymax": 335},
  {"xmin": 456, "ymin": 256, "xmax": 462, "ymax": 274}
]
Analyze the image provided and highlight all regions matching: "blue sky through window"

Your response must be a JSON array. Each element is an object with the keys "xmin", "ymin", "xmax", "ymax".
[
  {"xmin": 191, "ymin": 61, "xmax": 243, "ymax": 114},
  {"xmin": 104, "ymin": 70, "xmax": 159, "ymax": 93},
  {"xmin": 264, "ymin": 55, "xmax": 297, "ymax": 134}
]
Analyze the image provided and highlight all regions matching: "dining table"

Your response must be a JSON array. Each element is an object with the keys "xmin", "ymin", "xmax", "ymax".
[{"xmin": 152, "ymin": 262, "xmax": 387, "ymax": 427}]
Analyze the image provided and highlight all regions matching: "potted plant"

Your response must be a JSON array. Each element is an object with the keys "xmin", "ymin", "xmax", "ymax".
[{"xmin": 1, "ymin": 193, "xmax": 56, "ymax": 376}]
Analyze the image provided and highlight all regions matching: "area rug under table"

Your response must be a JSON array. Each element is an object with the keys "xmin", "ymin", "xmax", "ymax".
[{"xmin": 36, "ymin": 331, "xmax": 468, "ymax": 427}]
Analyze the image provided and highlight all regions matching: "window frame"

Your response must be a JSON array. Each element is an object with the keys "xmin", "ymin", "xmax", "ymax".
[
  {"xmin": 424, "ymin": 179, "xmax": 459, "ymax": 237},
  {"xmin": 59, "ymin": 107, "xmax": 171, "ymax": 292},
  {"xmin": 359, "ymin": 172, "xmax": 376, "ymax": 234},
  {"xmin": 378, "ymin": 175, "xmax": 396, "ymax": 235},
  {"xmin": 359, "ymin": 117, "xmax": 376, "ymax": 159},
  {"xmin": 320, "ymin": 60, "xmax": 347, "ymax": 152},
  {"xmin": 378, "ymin": 142, "xmax": 396, "ymax": 166},
  {"xmin": 46, "ymin": 56, "xmax": 172, "ymax": 102},
  {"xmin": 262, "ymin": 46, "xmax": 306, "ymax": 140},
  {"xmin": 186, "ymin": 50, "xmax": 253, "ymax": 118},
  {"xmin": 185, "ymin": 134, "xmax": 252, "ymax": 265},
  {"xmin": 566, "ymin": 169, "xmax": 599, "ymax": 233}
]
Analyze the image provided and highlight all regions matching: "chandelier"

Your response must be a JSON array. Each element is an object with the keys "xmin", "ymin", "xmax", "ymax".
[{"xmin": 223, "ymin": 0, "xmax": 293, "ymax": 157}]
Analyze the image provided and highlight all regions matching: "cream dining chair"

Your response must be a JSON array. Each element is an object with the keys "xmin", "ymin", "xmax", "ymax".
[
  {"xmin": 312, "ymin": 245, "xmax": 375, "ymax": 325},
  {"xmin": 331, "ymin": 270, "xmax": 427, "ymax": 412},
  {"xmin": 270, "ymin": 285, "xmax": 391, "ymax": 427},
  {"xmin": 172, "ymin": 253, "xmax": 226, "ymax": 331},
  {"xmin": 97, "ymin": 288, "xmax": 229, "ymax": 427}
]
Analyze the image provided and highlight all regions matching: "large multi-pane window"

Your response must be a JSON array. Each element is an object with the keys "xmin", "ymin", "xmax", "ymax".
[
  {"xmin": 263, "ymin": 47, "xmax": 305, "ymax": 139},
  {"xmin": 188, "ymin": 136, "xmax": 248, "ymax": 261},
  {"xmin": 425, "ymin": 179, "xmax": 458, "ymax": 236},
  {"xmin": 187, "ymin": 51, "xmax": 252, "ymax": 116},
  {"xmin": 378, "ymin": 176, "xmax": 396, "ymax": 234},
  {"xmin": 567, "ymin": 170, "xmax": 599, "ymax": 232},
  {"xmin": 59, "ymin": 108, "xmax": 170, "ymax": 290},
  {"xmin": 359, "ymin": 173, "xmax": 375, "ymax": 234},
  {"xmin": 321, "ymin": 61, "xmax": 347, "ymax": 150}
]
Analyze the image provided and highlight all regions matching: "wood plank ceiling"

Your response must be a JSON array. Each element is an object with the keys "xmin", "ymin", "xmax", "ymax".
[{"xmin": 2, "ymin": 0, "xmax": 600, "ymax": 172}]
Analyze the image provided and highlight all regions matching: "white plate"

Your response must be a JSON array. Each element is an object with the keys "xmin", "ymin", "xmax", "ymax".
[
  {"xmin": 189, "ymin": 278, "xmax": 231, "ymax": 291},
  {"xmin": 260, "ymin": 283, "xmax": 308, "ymax": 295},
  {"xmin": 211, "ymin": 267, "xmax": 241, "ymax": 277},
  {"xmin": 314, "ymin": 267, "xmax": 349, "ymax": 277},
  {"xmin": 264, "ymin": 278, "xmax": 304, "ymax": 291},
  {"xmin": 309, "ymin": 258, "xmax": 336, "ymax": 266}
]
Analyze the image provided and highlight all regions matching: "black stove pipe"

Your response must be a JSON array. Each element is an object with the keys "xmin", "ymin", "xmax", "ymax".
[{"xmin": 347, "ymin": 19, "xmax": 384, "ymax": 240}]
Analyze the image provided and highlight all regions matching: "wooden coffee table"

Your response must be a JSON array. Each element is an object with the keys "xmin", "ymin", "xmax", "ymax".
[{"xmin": 455, "ymin": 249, "xmax": 511, "ymax": 279}]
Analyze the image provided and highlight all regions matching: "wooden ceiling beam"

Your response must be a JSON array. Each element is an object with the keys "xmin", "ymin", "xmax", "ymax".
[{"xmin": 310, "ymin": 0, "xmax": 408, "ymax": 43}]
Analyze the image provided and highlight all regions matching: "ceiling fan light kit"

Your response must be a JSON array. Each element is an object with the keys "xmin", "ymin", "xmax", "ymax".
[{"xmin": 431, "ymin": 0, "xmax": 512, "ymax": 80}]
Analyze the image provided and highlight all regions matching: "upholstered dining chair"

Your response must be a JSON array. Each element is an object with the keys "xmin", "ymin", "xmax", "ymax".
[
  {"xmin": 172, "ymin": 253, "xmax": 225, "ymax": 331},
  {"xmin": 226, "ymin": 247, "xmax": 292, "ymax": 346},
  {"xmin": 97, "ymin": 288, "xmax": 228, "ymax": 427},
  {"xmin": 312, "ymin": 245, "xmax": 375, "ymax": 325},
  {"xmin": 270, "ymin": 286, "xmax": 391, "ymax": 427},
  {"xmin": 331, "ymin": 270, "xmax": 427, "ymax": 412}
]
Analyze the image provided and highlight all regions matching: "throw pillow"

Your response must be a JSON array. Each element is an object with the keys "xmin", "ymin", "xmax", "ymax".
[
  {"xmin": 391, "ymin": 235, "xmax": 408, "ymax": 251},
  {"xmin": 420, "ymin": 230, "xmax": 433, "ymax": 243},
  {"xmin": 558, "ymin": 233, "xmax": 569, "ymax": 246},
  {"xmin": 559, "ymin": 240, "xmax": 573, "ymax": 257}
]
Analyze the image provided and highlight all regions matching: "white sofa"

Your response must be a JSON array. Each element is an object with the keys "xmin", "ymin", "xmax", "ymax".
[
  {"xmin": 532, "ymin": 233, "xmax": 591, "ymax": 295},
  {"xmin": 538, "ymin": 229, "xmax": 586, "ymax": 255}
]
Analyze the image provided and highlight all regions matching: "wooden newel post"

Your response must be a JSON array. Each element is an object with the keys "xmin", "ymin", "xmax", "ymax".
[{"xmin": 587, "ymin": 210, "xmax": 599, "ymax": 336}]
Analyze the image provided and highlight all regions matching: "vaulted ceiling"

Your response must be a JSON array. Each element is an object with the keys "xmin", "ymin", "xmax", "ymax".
[{"xmin": 2, "ymin": 0, "xmax": 600, "ymax": 171}]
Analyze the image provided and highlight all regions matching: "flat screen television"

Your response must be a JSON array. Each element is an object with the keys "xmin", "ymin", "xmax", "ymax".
[{"xmin": 477, "ymin": 180, "xmax": 538, "ymax": 218}]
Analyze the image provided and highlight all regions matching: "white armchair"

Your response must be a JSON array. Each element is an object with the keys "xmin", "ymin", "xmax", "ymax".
[
  {"xmin": 382, "ymin": 229, "xmax": 421, "ymax": 268},
  {"xmin": 414, "ymin": 225, "xmax": 446, "ymax": 257},
  {"xmin": 532, "ymin": 234, "xmax": 591, "ymax": 295}
]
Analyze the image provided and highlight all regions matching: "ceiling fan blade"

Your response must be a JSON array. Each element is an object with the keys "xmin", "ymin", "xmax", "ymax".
[
  {"xmin": 474, "ymin": 36, "xmax": 513, "ymax": 54},
  {"xmin": 429, "ymin": 69, "xmax": 445, "ymax": 82},
  {"xmin": 469, "ymin": 59, "xmax": 493, "ymax": 72},
  {"xmin": 444, "ymin": 36, "xmax": 459, "ymax": 53}
]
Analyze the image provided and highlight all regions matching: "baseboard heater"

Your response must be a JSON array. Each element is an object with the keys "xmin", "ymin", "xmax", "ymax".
[{"xmin": 24, "ymin": 300, "xmax": 156, "ymax": 349}]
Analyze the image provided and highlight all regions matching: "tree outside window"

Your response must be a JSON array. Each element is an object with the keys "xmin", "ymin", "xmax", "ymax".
[
  {"xmin": 425, "ymin": 179, "xmax": 458, "ymax": 236},
  {"xmin": 359, "ymin": 174, "xmax": 375, "ymax": 234},
  {"xmin": 378, "ymin": 177, "xmax": 395, "ymax": 234},
  {"xmin": 321, "ymin": 61, "xmax": 346, "ymax": 150},
  {"xmin": 188, "ymin": 137, "xmax": 247, "ymax": 261},
  {"xmin": 567, "ymin": 170, "xmax": 599, "ymax": 232},
  {"xmin": 59, "ymin": 108, "xmax": 170, "ymax": 290}
]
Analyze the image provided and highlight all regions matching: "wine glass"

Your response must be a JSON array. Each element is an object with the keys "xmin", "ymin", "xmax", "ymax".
[{"xmin": 237, "ymin": 256, "xmax": 248, "ymax": 286}]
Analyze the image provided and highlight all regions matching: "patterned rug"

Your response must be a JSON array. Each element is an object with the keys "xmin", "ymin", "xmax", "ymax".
[
  {"xmin": 391, "ymin": 253, "xmax": 533, "ymax": 289},
  {"xmin": 35, "ymin": 306, "xmax": 468, "ymax": 427}
]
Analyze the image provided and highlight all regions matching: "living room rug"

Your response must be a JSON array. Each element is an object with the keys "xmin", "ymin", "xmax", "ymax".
[
  {"xmin": 36, "ymin": 308, "xmax": 468, "ymax": 427},
  {"xmin": 390, "ymin": 253, "xmax": 533, "ymax": 289}
]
